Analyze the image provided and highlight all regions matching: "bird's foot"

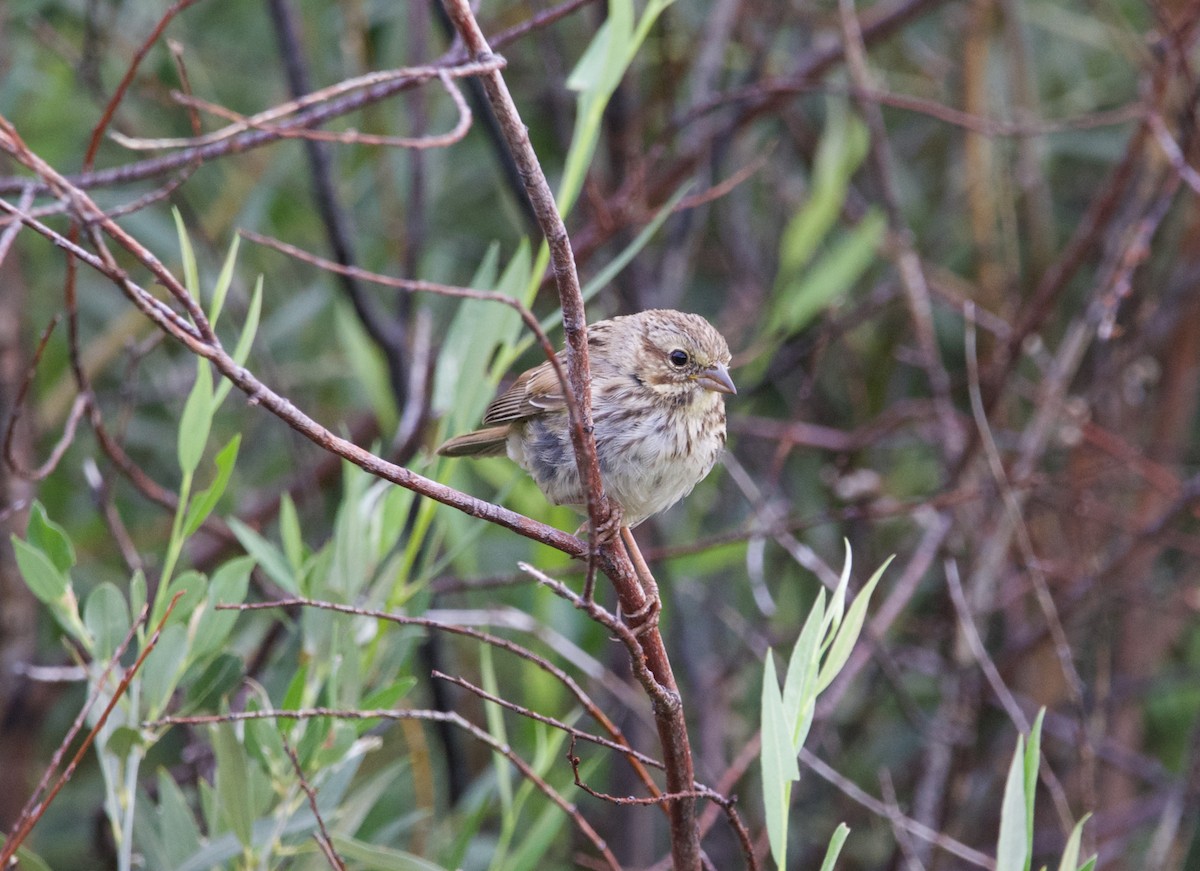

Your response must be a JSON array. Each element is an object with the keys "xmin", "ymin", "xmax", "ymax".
[{"xmin": 624, "ymin": 593, "xmax": 661, "ymax": 637}]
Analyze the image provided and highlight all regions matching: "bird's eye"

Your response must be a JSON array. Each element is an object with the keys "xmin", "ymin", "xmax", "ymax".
[{"xmin": 668, "ymin": 349, "xmax": 690, "ymax": 368}]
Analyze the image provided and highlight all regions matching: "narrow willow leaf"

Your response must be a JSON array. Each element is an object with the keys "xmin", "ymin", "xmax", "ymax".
[
  {"xmin": 331, "ymin": 834, "xmax": 449, "ymax": 871},
  {"xmin": 481, "ymin": 644, "xmax": 513, "ymax": 814},
  {"xmin": 212, "ymin": 721, "xmax": 253, "ymax": 847},
  {"xmin": 817, "ymin": 555, "xmax": 893, "ymax": 693},
  {"xmin": 214, "ymin": 276, "xmax": 262, "ymax": 407},
  {"xmin": 761, "ymin": 651, "xmax": 799, "ymax": 867},
  {"xmin": 823, "ymin": 541, "xmax": 853, "ymax": 640},
  {"xmin": 177, "ymin": 361, "xmax": 214, "ymax": 476},
  {"xmin": 208, "ymin": 234, "xmax": 240, "ymax": 325},
  {"xmin": 997, "ymin": 734, "xmax": 1029, "ymax": 871},
  {"xmin": 773, "ymin": 207, "xmax": 887, "ymax": 335},
  {"xmin": 157, "ymin": 768, "xmax": 203, "ymax": 868},
  {"xmin": 183, "ymin": 434, "xmax": 241, "ymax": 538},
  {"xmin": 779, "ymin": 104, "xmax": 869, "ymax": 277},
  {"xmin": 819, "ymin": 823, "xmax": 851, "ymax": 871},
  {"xmin": 335, "ymin": 300, "xmax": 399, "ymax": 433},
  {"xmin": 279, "ymin": 492, "xmax": 304, "ymax": 573},
  {"xmin": 1057, "ymin": 813, "xmax": 1091, "ymax": 871},
  {"xmin": 782, "ymin": 589, "xmax": 824, "ymax": 751},
  {"xmin": 228, "ymin": 517, "xmax": 296, "ymax": 593},
  {"xmin": 1024, "ymin": 709, "xmax": 1045, "ymax": 871},
  {"xmin": 173, "ymin": 208, "xmax": 200, "ymax": 300}
]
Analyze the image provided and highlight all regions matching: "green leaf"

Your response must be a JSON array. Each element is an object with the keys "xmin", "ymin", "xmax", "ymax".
[
  {"xmin": 776, "ymin": 207, "xmax": 886, "ymax": 336},
  {"xmin": 1057, "ymin": 813, "xmax": 1091, "ymax": 871},
  {"xmin": 157, "ymin": 768, "xmax": 203, "ymax": 868},
  {"xmin": 331, "ymin": 834, "xmax": 449, "ymax": 871},
  {"xmin": 997, "ymin": 734, "xmax": 1029, "ymax": 871},
  {"xmin": 181, "ymin": 653, "xmax": 243, "ymax": 713},
  {"xmin": 761, "ymin": 650, "xmax": 799, "ymax": 867},
  {"xmin": 5, "ymin": 845, "xmax": 53, "ymax": 871},
  {"xmin": 279, "ymin": 492, "xmax": 304, "ymax": 573},
  {"xmin": 178, "ymin": 360, "xmax": 215, "ymax": 476},
  {"xmin": 104, "ymin": 725, "xmax": 143, "ymax": 760},
  {"xmin": 817, "ymin": 555, "xmax": 893, "ymax": 692},
  {"xmin": 1024, "ymin": 709, "xmax": 1045, "ymax": 871},
  {"xmin": 213, "ymin": 275, "xmax": 262, "ymax": 407},
  {"xmin": 823, "ymin": 542, "xmax": 853, "ymax": 642},
  {"xmin": 228, "ymin": 516, "xmax": 296, "ymax": 593},
  {"xmin": 209, "ymin": 234, "xmax": 240, "ymax": 326},
  {"xmin": 84, "ymin": 582, "xmax": 129, "ymax": 661},
  {"xmin": 191, "ymin": 555, "xmax": 253, "ymax": 660},
  {"xmin": 779, "ymin": 104, "xmax": 870, "ymax": 277},
  {"xmin": 27, "ymin": 501, "xmax": 75, "ymax": 572},
  {"xmin": 782, "ymin": 589, "xmax": 824, "ymax": 751},
  {"xmin": 182, "ymin": 434, "xmax": 241, "ymax": 538},
  {"xmin": 164, "ymin": 571, "xmax": 207, "ymax": 627},
  {"xmin": 130, "ymin": 570, "xmax": 147, "ymax": 620},
  {"xmin": 281, "ymin": 662, "xmax": 309, "ymax": 711},
  {"xmin": 11, "ymin": 534, "xmax": 68, "ymax": 604},
  {"xmin": 355, "ymin": 679, "xmax": 417, "ymax": 735},
  {"xmin": 819, "ymin": 822, "xmax": 851, "ymax": 871},
  {"xmin": 142, "ymin": 622, "xmax": 189, "ymax": 719},
  {"xmin": 1076, "ymin": 858, "xmax": 1097, "ymax": 871},
  {"xmin": 212, "ymin": 721, "xmax": 253, "ymax": 847},
  {"xmin": 173, "ymin": 208, "xmax": 200, "ymax": 300},
  {"xmin": 335, "ymin": 300, "xmax": 399, "ymax": 434}
]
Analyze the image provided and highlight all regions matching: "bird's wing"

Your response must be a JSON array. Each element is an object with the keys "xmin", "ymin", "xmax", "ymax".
[{"xmin": 482, "ymin": 358, "xmax": 568, "ymax": 423}]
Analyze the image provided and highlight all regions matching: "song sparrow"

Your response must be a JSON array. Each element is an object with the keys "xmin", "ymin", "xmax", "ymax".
[{"xmin": 437, "ymin": 309, "xmax": 735, "ymax": 527}]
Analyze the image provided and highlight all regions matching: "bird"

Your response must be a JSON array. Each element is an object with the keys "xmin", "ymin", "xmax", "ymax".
[{"xmin": 437, "ymin": 309, "xmax": 735, "ymax": 529}]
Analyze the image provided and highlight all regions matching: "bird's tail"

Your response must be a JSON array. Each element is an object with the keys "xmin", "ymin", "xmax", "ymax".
[{"xmin": 436, "ymin": 425, "xmax": 511, "ymax": 458}]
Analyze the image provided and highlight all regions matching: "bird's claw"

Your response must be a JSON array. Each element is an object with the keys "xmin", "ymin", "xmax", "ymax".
[{"xmin": 623, "ymin": 593, "xmax": 661, "ymax": 637}]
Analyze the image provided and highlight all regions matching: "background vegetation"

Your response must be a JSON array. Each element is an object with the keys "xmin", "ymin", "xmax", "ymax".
[{"xmin": 0, "ymin": 0, "xmax": 1197, "ymax": 867}]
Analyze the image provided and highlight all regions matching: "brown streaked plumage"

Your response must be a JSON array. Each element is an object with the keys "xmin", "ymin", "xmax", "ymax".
[{"xmin": 437, "ymin": 309, "xmax": 735, "ymax": 527}]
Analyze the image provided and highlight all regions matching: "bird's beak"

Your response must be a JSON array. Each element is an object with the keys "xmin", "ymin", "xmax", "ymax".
[{"xmin": 694, "ymin": 363, "xmax": 737, "ymax": 395}]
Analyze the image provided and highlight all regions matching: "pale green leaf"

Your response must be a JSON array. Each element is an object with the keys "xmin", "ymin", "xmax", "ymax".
[
  {"xmin": 173, "ymin": 208, "xmax": 200, "ymax": 300},
  {"xmin": 228, "ymin": 516, "xmax": 296, "ymax": 593},
  {"xmin": 142, "ymin": 622, "xmax": 189, "ymax": 718},
  {"xmin": 84, "ymin": 582, "xmax": 129, "ymax": 661},
  {"xmin": 331, "ymin": 834, "xmax": 448, "ymax": 871},
  {"xmin": 190, "ymin": 555, "xmax": 253, "ymax": 660},
  {"xmin": 782, "ymin": 589, "xmax": 824, "ymax": 751},
  {"xmin": 819, "ymin": 823, "xmax": 851, "ymax": 871},
  {"xmin": 11, "ymin": 534, "xmax": 68, "ymax": 604},
  {"xmin": 178, "ymin": 361, "xmax": 214, "ymax": 476},
  {"xmin": 213, "ymin": 275, "xmax": 262, "ymax": 407},
  {"xmin": 164, "ymin": 570, "xmax": 207, "ymax": 627},
  {"xmin": 208, "ymin": 234, "xmax": 240, "ymax": 326},
  {"xmin": 997, "ymin": 734, "xmax": 1029, "ymax": 871},
  {"xmin": 774, "ymin": 208, "xmax": 886, "ymax": 336},
  {"xmin": 817, "ymin": 555, "xmax": 893, "ymax": 693},
  {"xmin": 335, "ymin": 300, "xmax": 399, "ymax": 434},
  {"xmin": 761, "ymin": 651, "xmax": 800, "ymax": 867},
  {"xmin": 1024, "ymin": 709, "xmax": 1045, "ymax": 871},
  {"xmin": 279, "ymin": 492, "xmax": 304, "ymax": 573},
  {"xmin": 779, "ymin": 104, "xmax": 870, "ymax": 276},
  {"xmin": 27, "ymin": 501, "xmax": 75, "ymax": 572},
  {"xmin": 212, "ymin": 721, "xmax": 253, "ymax": 847},
  {"xmin": 1057, "ymin": 813, "xmax": 1091, "ymax": 871},
  {"xmin": 157, "ymin": 768, "xmax": 203, "ymax": 868}
]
